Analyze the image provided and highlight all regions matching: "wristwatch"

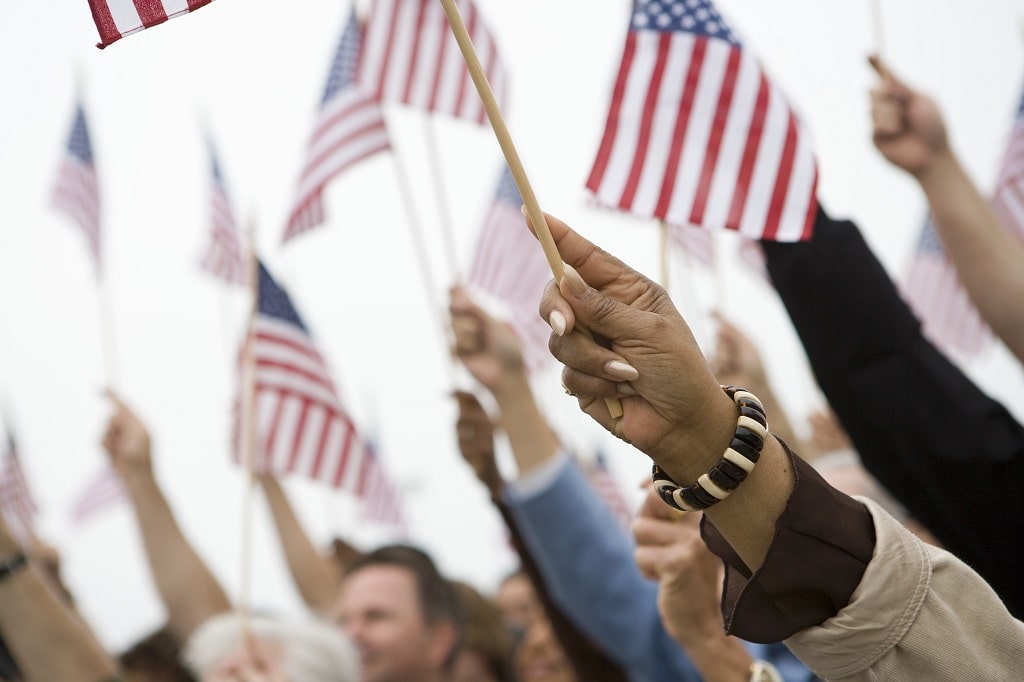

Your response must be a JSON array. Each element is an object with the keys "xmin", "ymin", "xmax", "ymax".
[{"xmin": 749, "ymin": 660, "xmax": 783, "ymax": 682}]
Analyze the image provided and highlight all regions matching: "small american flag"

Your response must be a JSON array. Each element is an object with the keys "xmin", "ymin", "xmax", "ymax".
[
  {"xmin": 52, "ymin": 101, "xmax": 101, "ymax": 265},
  {"xmin": 358, "ymin": 439, "xmax": 405, "ymax": 529},
  {"xmin": 901, "ymin": 215, "xmax": 991, "ymax": 357},
  {"xmin": 0, "ymin": 436, "xmax": 39, "ymax": 546},
  {"xmin": 359, "ymin": 0, "xmax": 507, "ymax": 125},
  {"xmin": 199, "ymin": 141, "xmax": 247, "ymax": 285},
  {"xmin": 466, "ymin": 165, "xmax": 552, "ymax": 373},
  {"xmin": 992, "ymin": 87, "xmax": 1024, "ymax": 241},
  {"xmin": 70, "ymin": 466, "xmax": 126, "ymax": 526},
  {"xmin": 88, "ymin": 0, "xmax": 214, "ymax": 48},
  {"xmin": 586, "ymin": 0, "xmax": 818, "ymax": 242},
  {"xmin": 284, "ymin": 10, "xmax": 391, "ymax": 243},
  {"xmin": 240, "ymin": 262, "xmax": 375, "ymax": 493},
  {"xmin": 583, "ymin": 451, "xmax": 634, "ymax": 531}
]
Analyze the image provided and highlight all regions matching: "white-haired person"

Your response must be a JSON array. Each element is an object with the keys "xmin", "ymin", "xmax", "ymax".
[
  {"xmin": 535, "ymin": 210, "xmax": 1024, "ymax": 680},
  {"xmin": 184, "ymin": 613, "xmax": 358, "ymax": 682}
]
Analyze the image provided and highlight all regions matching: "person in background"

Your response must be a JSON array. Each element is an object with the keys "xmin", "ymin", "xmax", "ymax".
[
  {"xmin": 450, "ymin": 286, "xmax": 813, "ymax": 682},
  {"xmin": 869, "ymin": 55, "xmax": 1024, "ymax": 364},
  {"xmin": 0, "ymin": 504, "xmax": 117, "ymax": 681},
  {"xmin": 536, "ymin": 209, "xmax": 1023, "ymax": 679},
  {"xmin": 101, "ymin": 395, "xmax": 360, "ymax": 682},
  {"xmin": 451, "ymin": 580, "xmax": 515, "ymax": 682},
  {"xmin": 330, "ymin": 544, "xmax": 463, "ymax": 682},
  {"xmin": 119, "ymin": 627, "xmax": 197, "ymax": 682},
  {"xmin": 453, "ymin": 388, "xmax": 629, "ymax": 682}
]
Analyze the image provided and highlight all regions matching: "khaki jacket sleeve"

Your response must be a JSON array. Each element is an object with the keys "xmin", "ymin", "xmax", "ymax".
[{"xmin": 785, "ymin": 498, "xmax": 1024, "ymax": 680}]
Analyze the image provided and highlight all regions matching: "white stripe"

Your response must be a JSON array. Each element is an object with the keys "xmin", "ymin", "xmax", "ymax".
[
  {"xmin": 269, "ymin": 393, "xmax": 304, "ymax": 473},
  {"xmin": 106, "ymin": 0, "xmax": 144, "ymax": 36},
  {"xmin": 407, "ymin": 4, "xmax": 446, "ymax": 109},
  {"xmin": 291, "ymin": 403, "xmax": 329, "ymax": 477},
  {"xmin": 161, "ymin": 0, "xmax": 191, "ymax": 15}
]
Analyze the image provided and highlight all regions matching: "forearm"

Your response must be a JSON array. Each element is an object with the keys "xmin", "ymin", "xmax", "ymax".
[
  {"xmin": 0, "ymin": 531, "xmax": 116, "ymax": 681},
  {"xmin": 490, "ymin": 372, "xmax": 562, "ymax": 474},
  {"xmin": 674, "ymin": 631, "xmax": 753, "ymax": 682},
  {"xmin": 916, "ymin": 151, "xmax": 1024, "ymax": 361},
  {"xmin": 259, "ymin": 477, "xmax": 339, "ymax": 612},
  {"xmin": 124, "ymin": 470, "xmax": 230, "ymax": 640}
]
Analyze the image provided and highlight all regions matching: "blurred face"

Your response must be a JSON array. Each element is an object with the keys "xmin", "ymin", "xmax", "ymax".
[
  {"xmin": 333, "ymin": 565, "xmax": 447, "ymax": 682},
  {"xmin": 514, "ymin": 618, "xmax": 576, "ymax": 682},
  {"xmin": 495, "ymin": 574, "xmax": 541, "ymax": 633},
  {"xmin": 202, "ymin": 637, "xmax": 287, "ymax": 682}
]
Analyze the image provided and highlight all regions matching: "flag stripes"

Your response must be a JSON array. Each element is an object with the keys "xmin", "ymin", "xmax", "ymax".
[
  {"xmin": 586, "ymin": 0, "xmax": 817, "ymax": 242},
  {"xmin": 360, "ymin": 0, "xmax": 506, "ymax": 125},
  {"xmin": 88, "ymin": 0, "xmax": 214, "ymax": 48},
  {"xmin": 52, "ymin": 103, "xmax": 101, "ymax": 264}
]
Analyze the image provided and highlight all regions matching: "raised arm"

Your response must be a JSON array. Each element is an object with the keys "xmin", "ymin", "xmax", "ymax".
[
  {"xmin": 869, "ymin": 55, "xmax": 1024, "ymax": 362},
  {"xmin": 101, "ymin": 393, "xmax": 231, "ymax": 641},
  {"xmin": 258, "ymin": 474, "xmax": 342, "ymax": 614},
  {"xmin": 0, "ymin": 511, "xmax": 117, "ymax": 681}
]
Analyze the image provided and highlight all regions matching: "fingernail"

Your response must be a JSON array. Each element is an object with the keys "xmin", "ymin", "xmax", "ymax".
[
  {"xmin": 561, "ymin": 264, "xmax": 588, "ymax": 296},
  {"xmin": 606, "ymin": 360, "xmax": 639, "ymax": 381},
  {"xmin": 549, "ymin": 310, "xmax": 567, "ymax": 336},
  {"xmin": 520, "ymin": 204, "xmax": 528, "ymax": 217}
]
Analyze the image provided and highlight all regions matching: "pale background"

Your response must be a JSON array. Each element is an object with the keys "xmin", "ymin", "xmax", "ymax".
[{"xmin": 1, "ymin": 0, "xmax": 1023, "ymax": 651}]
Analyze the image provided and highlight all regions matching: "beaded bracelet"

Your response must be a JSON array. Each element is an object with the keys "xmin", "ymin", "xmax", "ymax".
[{"xmin": 652, "ymin": 385, "xmax": 768, "ymax": 512}]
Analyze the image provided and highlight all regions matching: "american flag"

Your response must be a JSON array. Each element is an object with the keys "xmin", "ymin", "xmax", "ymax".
[
  {"xmin": 88, "ymin": 0, "xmax": 214, "ymax": 48},
  {"xmin": 240, "ymin": 261, "xmax": 376, "ymax": 493},
  {"xmin": 0, "ymin": 436, "xmax": 38, "ymax": 546},
  {"xmin": 466, "ymin": 165, "xmax": 552, "ymax": 373},
  {"xmin": 670, "ymin": 223, "xmax": 714, "ymax": 267},
  {"xmin": 586, "ymin": 0, "xmax": 818, "ymax": 242},
  {"xmin": 901, "ymin": 215, "xmax": 991, "ymax": 357},
  {"xmin": 583, "ymin": 451, "xmax": 634, "ymax": 531},
  {"xmin": 70, "ymin": 466, "xmax": 126, "ymax": 526},
  {"xmin": 358, "ymin": 439, "xmax": 405, "ymax": 528},
  {"xmin": 283, "ymin": 10, "xmax": 391, "ymax": 243},
  {"xmin": 992, "ymin": 86, "xmax": 1024, "ymax": 241},
  {"xmin": 199, "ymin": 142, "xmax": 247, "ymax": 285},
  {"xmin": 52, "ymin": 101, "xmax": 101, "ymax": 265},
  {"xmin": 359, "ymin": 0, "xmax": 507, "ymax": 125}
]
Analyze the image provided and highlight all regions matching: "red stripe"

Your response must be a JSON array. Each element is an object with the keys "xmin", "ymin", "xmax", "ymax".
[
  {"xmin": 355, "ymin": 453, "xmax": 373, "ymax": 495},
  {"xmin": 286, "ymin": 400, "xmax": 312, "ymax": 471},
  {"xmin": 621, "ymin": 34, "xmax": 673, "ymax": 210},
  {"xmin": 452, "ymin": 3, "xmax": 475, "ymax": 119},
  {"xmin": 402, "ymin": 0, "xmax": 429, "ymax": 104},
  {"xmin": 301, "ymin": 117, "xmax": 388, "ymax": 184},
  {"xmin": 725, "ymin": 74, "xmax": 769, "ymax": 229},
  {"xmin": 255, "ymin": 330, "xmax": 324, "ymax": 363},
  {"xmin": 374, "ymin": 2, "xmax": 401, "ymax": 100},
  {"xmin": 333, "ymin": 424, "xmax": 356, "ymax": 487},
  {"xmin": 88, "ymin": 0, "xmax": 122, "ymax": 46},
  {"xmin": 133, "ymin": 0, "xmax": 169, "ymax": 28},
  {"xmin": 309, "ymin": 415, "xmax": 334, "ymax": 479},
  {"xmin": 761, "ymin": 114, "xmax": 798, "ymax": 240},
  {"xmin": 653, "ymin": 37, "xmax": 706, "ymax": 217},
  {"xmin": 262, "ymin": 394, "xmax": 287, "ymax": 468},
  {"xmin": 798, "ymin": 174, "xmax": 819, "ymax": 240},
  {"xmin": 688, "ymin": 47, "xmax": 741, "ymax": 225},
  {"xmin": 586, "ymin": 33, "xmax": 636, "ymax": 193}
]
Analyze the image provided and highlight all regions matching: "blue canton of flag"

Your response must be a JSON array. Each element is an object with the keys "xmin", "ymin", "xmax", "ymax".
[
  {"xmin": 257, "ymin": 262, "xmax": 307, "ymax": 330},
  {"xmin": 632, "ymin": 0, "xmax": 737, "ymax": 44},
  {"xmin": 321, "ymin": 14, "xmax": 362, "ymax": 104},
  {"xmin": 52, "ymin": 101, "xmax": 102, "ymax": 264}
]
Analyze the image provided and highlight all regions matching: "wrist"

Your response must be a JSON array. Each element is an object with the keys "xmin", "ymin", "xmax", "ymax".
[
  {"xmin": 912, "ymin": 145, "xmax": 958, "ymax": 185},
  {"xmin": 657, "ymin": 387, "xmax": 738, "ymax": 485}
]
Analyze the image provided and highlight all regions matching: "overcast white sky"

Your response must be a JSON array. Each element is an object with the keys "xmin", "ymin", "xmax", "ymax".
[{"xmin": 2, "ymin": 0, "xmax": 1024, "ymax": 651}]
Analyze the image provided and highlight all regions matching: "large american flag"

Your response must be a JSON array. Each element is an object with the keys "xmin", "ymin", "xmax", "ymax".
[
  {"xmin": 583, "ymin": 451, "xmax": 634, "ymax": 531},
  {"xmin": 283, "ymin": 10, "xmax": 391, "ymax": 243},
  {"xmin": 358, "ymin": 439, "xmax": 405, "ymax": 529},
  {"xmin": 359, "ymin": 0, "xmax": 507, "ymax": 125},
  {"xmin": 199, "ymin": 142, "xmax": 247, "ymax": 285},
  {"xmin": 992, "ymin": 86, "xmax": 1024, "ymax": 241},
  {"xmin": 466, "ymin": 165, "xmax": 552, "ymax": 373},
  {"xmin": 52, "ymin": 102, "xmax": 101, "ymax": 265},
  {"xmin": 70, "ymin": 466, "xmax": 126, "ymax": 526},
  {"xmin": 901, "ymin": 215, "xmax": 991, "ymax": 358},
  {"xmin": 586, "ymin": 0, "xmax": 818, "ymax": 242},
  {"xmin": 88, "ymin": 0, "xmax": 214, "ymax": 48},
  {"xmin": 0, "ymin": 436, "xmax": 38, "ymax": 546},
  {"xmin": 240, "ymin": 262, "xmax": 376, "ymax": 493}
]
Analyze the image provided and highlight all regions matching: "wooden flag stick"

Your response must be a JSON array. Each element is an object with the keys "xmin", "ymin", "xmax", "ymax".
[
  {"xmin": 659, "ymin": 221, "xmax": 670, "ymax": 289},
  {"xmin": 869, "ymin": 0, "xmax": 887, "ymax": 72},
  {"xmin": 438, "ymin": 0, "xmax": 622, "ymax": 418}
]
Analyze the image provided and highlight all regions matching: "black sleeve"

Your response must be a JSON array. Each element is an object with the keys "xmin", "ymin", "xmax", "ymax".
[{"xmin": 760, "ymin": 204, "xmax": 1024, "ymax": 617}]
